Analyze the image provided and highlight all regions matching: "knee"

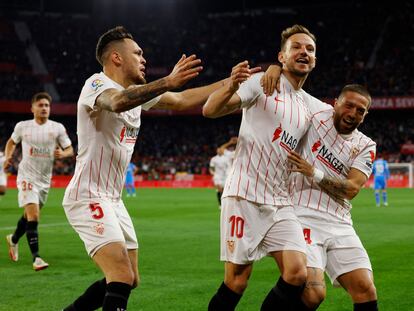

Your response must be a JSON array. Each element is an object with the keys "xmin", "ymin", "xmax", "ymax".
[
  {"xmin": 283, "ymin": 264, "xmax": 307, "ymax": 285},
  {"xmin": 350, "ymin": 280, "xmax": 377, "ymax": 302},
  {"xmin": 225, "ymin": 274, "xmax": 249, "ymax": 294},
  {"xmin": 302, "ymin": 286, "xmax": 326, "ymax": 309}
]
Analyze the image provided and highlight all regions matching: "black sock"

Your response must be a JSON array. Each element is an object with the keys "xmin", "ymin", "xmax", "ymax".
[
  {"xmin": 354, "ymin": 300, "xmax": 378, "ymax": 311},
  {"xmin": 63, "ymin": 278, "xmax": 107, "ymax": 311},
  {"xmin": 102, "ymin": 282, "xmax": 132, "ymax": 311},
  {"xmin": 261, "ymin": 277, "xmax": 304, "ymax": 310},
  {"xmin": 26, "ymin": 221, "xmax": 39, "ymax": 260},
  {"xmin": 217, "ymin": 191, "xmax": 222, "ymax": 205},
  {"xmin": 12, "ymin": 215, "xmax": 27, "ymax": 244},
  {"xmin": 208, "ymin": 282, "xmax": 242, "ymax": 311}
]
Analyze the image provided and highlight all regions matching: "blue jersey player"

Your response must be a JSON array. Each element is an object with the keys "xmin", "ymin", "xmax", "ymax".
[
  {"xmin": 372, "ymin": 157, "xmax": 389, "ymax": 207},
  {"xmin": 125, "ymin": 162, "xmax": 137, "ymax": 197}
]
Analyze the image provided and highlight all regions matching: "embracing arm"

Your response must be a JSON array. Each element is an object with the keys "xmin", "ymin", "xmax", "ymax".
[{"xmin": 287, "ymin": 150, "xmax": 368, "ymax": 200}]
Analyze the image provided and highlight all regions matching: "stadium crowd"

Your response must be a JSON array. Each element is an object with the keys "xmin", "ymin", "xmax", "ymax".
[{"xmin": 1, "ymin": 1, "xmax": 413, "ymax": 178}]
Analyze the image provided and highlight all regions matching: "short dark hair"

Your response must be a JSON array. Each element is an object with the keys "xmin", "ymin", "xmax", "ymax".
[
  {"xmin": 96, "ymin": 26, "xmax": 134, "ymax": 66},
  {"xmin": 339, "ymin": 84, "xmax": 372, "ymax": 108},
  {"xmin": 281, "ymin": 24, "xmax": 316, "ymax": 50},
  {"xmin": 31, "ymin": 92, "xmax": 52, "ymax": 105}
]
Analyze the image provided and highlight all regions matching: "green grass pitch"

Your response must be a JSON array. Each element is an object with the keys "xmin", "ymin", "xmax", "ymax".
[{"xmin": 0, "ymin": 188, "xmax": 413, "ymax": 310}]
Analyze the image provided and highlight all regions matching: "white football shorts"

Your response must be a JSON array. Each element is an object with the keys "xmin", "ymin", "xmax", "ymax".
[
  {"xmin": 220, "ymin": 196, "xmax": 306, "ymax": 264},
  {"xmin": 299, "ymin": 216, "xmax": 372, "ymax": 287},
  {"xmin": 63, "ymin": 199, "xmax": 138, "ymax": 257}
]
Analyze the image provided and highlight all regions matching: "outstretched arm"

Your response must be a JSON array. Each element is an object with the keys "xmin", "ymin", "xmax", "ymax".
[
  {"xmin": 152, "ymin": 78, "xmax": 228, "ymax": 111},
  {"xmin": 287, "ymin": 150, "xmax": 368, "ymax": 200},
  {"xmin": 96, "ymin": 54, "xmax": 203, "ymax": 113},
  {"xmin": 203, "ymin": 61, "xmax": 261, "ymax": 118}
]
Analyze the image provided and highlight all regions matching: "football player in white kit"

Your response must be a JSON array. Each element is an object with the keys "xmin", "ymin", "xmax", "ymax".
[
  {"xmin": 0, "ymin": 151, "xmax": 7, "ymax": 196},
  {"xmin": 62, "ymin": 26, "xmax": 230, "ymax": 311},
  {"xmin": 204, "ymin": 25, "xmax": 321, "ymax": 310},
  {"xmin": 286, "ymin": 85, "xmax": 378, "ymax": 310},
  {"xmin": 210, "ymin": 137, "xmax": 238, "ymax": 207},
  {"xmin": 4, "ymin": 92, "xmax": 73, "ymax": 271}
]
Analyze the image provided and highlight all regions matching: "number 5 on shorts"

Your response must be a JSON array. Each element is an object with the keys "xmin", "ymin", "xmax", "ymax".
[{"xmin": 89, "ymin": 203, "xmax": 104, "ymax": 219}]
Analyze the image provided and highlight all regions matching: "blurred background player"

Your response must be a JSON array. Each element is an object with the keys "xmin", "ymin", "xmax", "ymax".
[
  {"xmin": 4, "ymin": 92, "xmax": 73, "ymax": 271},
  {"xmin": 373, "ymin": 154, "xmax": 390, "ymax": 207},
  {"xmin": 0, "ymin": 150, "xmax": 7, "ymax": 196},
  {"xmin": 125, "ymin": 161, "xmax": 138, "ymax": 197},
  {"xmin": 209, "ymin": 137, "xmax": 237, "ymax": 207}
]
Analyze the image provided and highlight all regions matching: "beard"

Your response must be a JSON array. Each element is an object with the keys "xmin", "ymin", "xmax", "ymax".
[
  {"xmin": 133, "ymin": 75, "xmax": 146, "ymax": 85},
  {"xmin": 286, "ymin": 62, "xmax": 313, "ymax": 77}
]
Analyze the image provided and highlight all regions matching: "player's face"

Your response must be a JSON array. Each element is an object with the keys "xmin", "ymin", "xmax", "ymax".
[
  {"xmin": 279, "ymin": 33, "xmax": 316, "ymax": 77},
  {"xmin": 31, "ymin": 98, "xmax": 50, "ymax": 120},
  {"xmin": 121, "ymin": 39, "xmax": 147, "ymax": 85},
  {"xmin": 333, "ymin": 91, "xmax": 369, "ymax": 134}
]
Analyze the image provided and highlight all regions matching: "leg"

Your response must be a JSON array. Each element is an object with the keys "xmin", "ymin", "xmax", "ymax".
[
  {"xmin": 337, "ymin": 269, "xmax": 378, "ymax": 310},
  {"xmin": 6, "ymin": 214, "xmax": 28, "ymax": 261},
  {"xmin": 300, "ymin": 267, "xmax": 326, "ymax": 310},
  {"xmin": 374, "ymin": 190, "xmax": 380, "ymax": 207},
  {"xmin": 93, "ymin": 242, "xmax": 134, "ymax": 311},
  {"xmin": 382, "ymin": 190, "xmax": 388, "ymax": 206},
  {"xmin": 24, "ymin": 203, "xmax": 41, "ymax": 260},
  {"xmin": 0, "ymin": 185, "xmax": 6, "ymax": 195},
  {"xmin": 216, "ymin": 185, "xmax": 223, "ymax": 207},
  {"xmin": 209, "ymin": 262, "xmax": 251, "ymax": 310},
  {"xmin": 261, "ymin": 250, "xmax": 307, "ymax": 310}
]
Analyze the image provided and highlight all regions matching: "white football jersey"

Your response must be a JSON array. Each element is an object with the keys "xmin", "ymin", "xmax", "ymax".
[
  {"xmin": 210, "ymin": 154, "xmax": 231, "ymax": 182},
  {"xmin": 291, "ymin": 100, "xmax": 376, "ymax": 224},
  {"xmin": 63, "ymin": 72, "xmax": 160, "ymax": 202},
  {"xmin": 11, "ymin": 119, "xmax": 71, "ymax": 188},
  {"xmin": 223, "ymin": 73, "xmax": 314, "ymax": 206}
]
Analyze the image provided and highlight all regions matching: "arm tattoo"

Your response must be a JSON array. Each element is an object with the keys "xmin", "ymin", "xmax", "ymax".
[
  {"xmin": 318, "ymin": 176, "xmax": 349, "ymax": 203},
  {"xmin": 305, "ymin": 281, "xmax": 326, "ymax": 289},
  {"xmin": 120, "ymin": 78, "xmax": 169, "ymax": 110}
]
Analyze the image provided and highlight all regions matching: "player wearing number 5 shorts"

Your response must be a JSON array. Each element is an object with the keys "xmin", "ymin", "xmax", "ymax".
[
  {"xmin": 204, "ymin": 25, "xmax": 323, "ymax": 310},
  {"xmin": 62, "ymin": 25, "xmax": 230, "ymax": 311},
  {"xmin": 4, "ymin": 92, "xmax": 73, "ymax": 271}
]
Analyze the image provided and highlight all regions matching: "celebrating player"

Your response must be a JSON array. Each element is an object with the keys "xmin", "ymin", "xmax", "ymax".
[
  {"xmin": 285, "ymin": 84, "xmax": 378, "ymax": 310},
  {"xmin": 62, "ymin": 26, "xmax": 229, "ymax": 311},
  {"xmin": 204, "ymin": 25, "xmax": 320, "ymax": 310}
]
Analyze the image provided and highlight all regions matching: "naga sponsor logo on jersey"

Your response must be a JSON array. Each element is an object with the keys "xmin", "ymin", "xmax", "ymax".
[
  {"xmin": 272, "ymin": 124, "xmax": 298, "ymax": 152},
  {"xmin": 91, "ymin": 78, "xmax": 104, "ymax": 91},
  {"xmin": 119, "ymin": 126, "xmax": 140, "ymax": 143},
  {"xmin": 311, "ymin": 140, "xmax": 344, "ymax": 174},
  {"xmin": 29, "ymin": 147, "xmax": 51, "ymax": 158}
]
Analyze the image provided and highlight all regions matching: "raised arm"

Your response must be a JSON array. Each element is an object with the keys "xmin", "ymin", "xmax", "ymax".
[
  {"xmin": 202, "ymin": 61, "xmax": 261, "ymax": 118},
  {"xmin": 4, "ymin": 137, "xmax": 17, "ymax": 172},
  {"xmin": 287, "ymin": 150, "xmax": 368, "ymax": 200},
  {"xmin": 260, "ymin": 64, "xmax": 282, "ymax": 96},
  {"xmin": 96, "ymin": 54, "xmax": 203, "ymax": 113}
]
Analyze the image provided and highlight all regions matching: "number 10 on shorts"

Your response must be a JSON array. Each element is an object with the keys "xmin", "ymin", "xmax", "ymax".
[{"xmin": 229, "ymin": 215, "xmax": 244, "ymax": 238}]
